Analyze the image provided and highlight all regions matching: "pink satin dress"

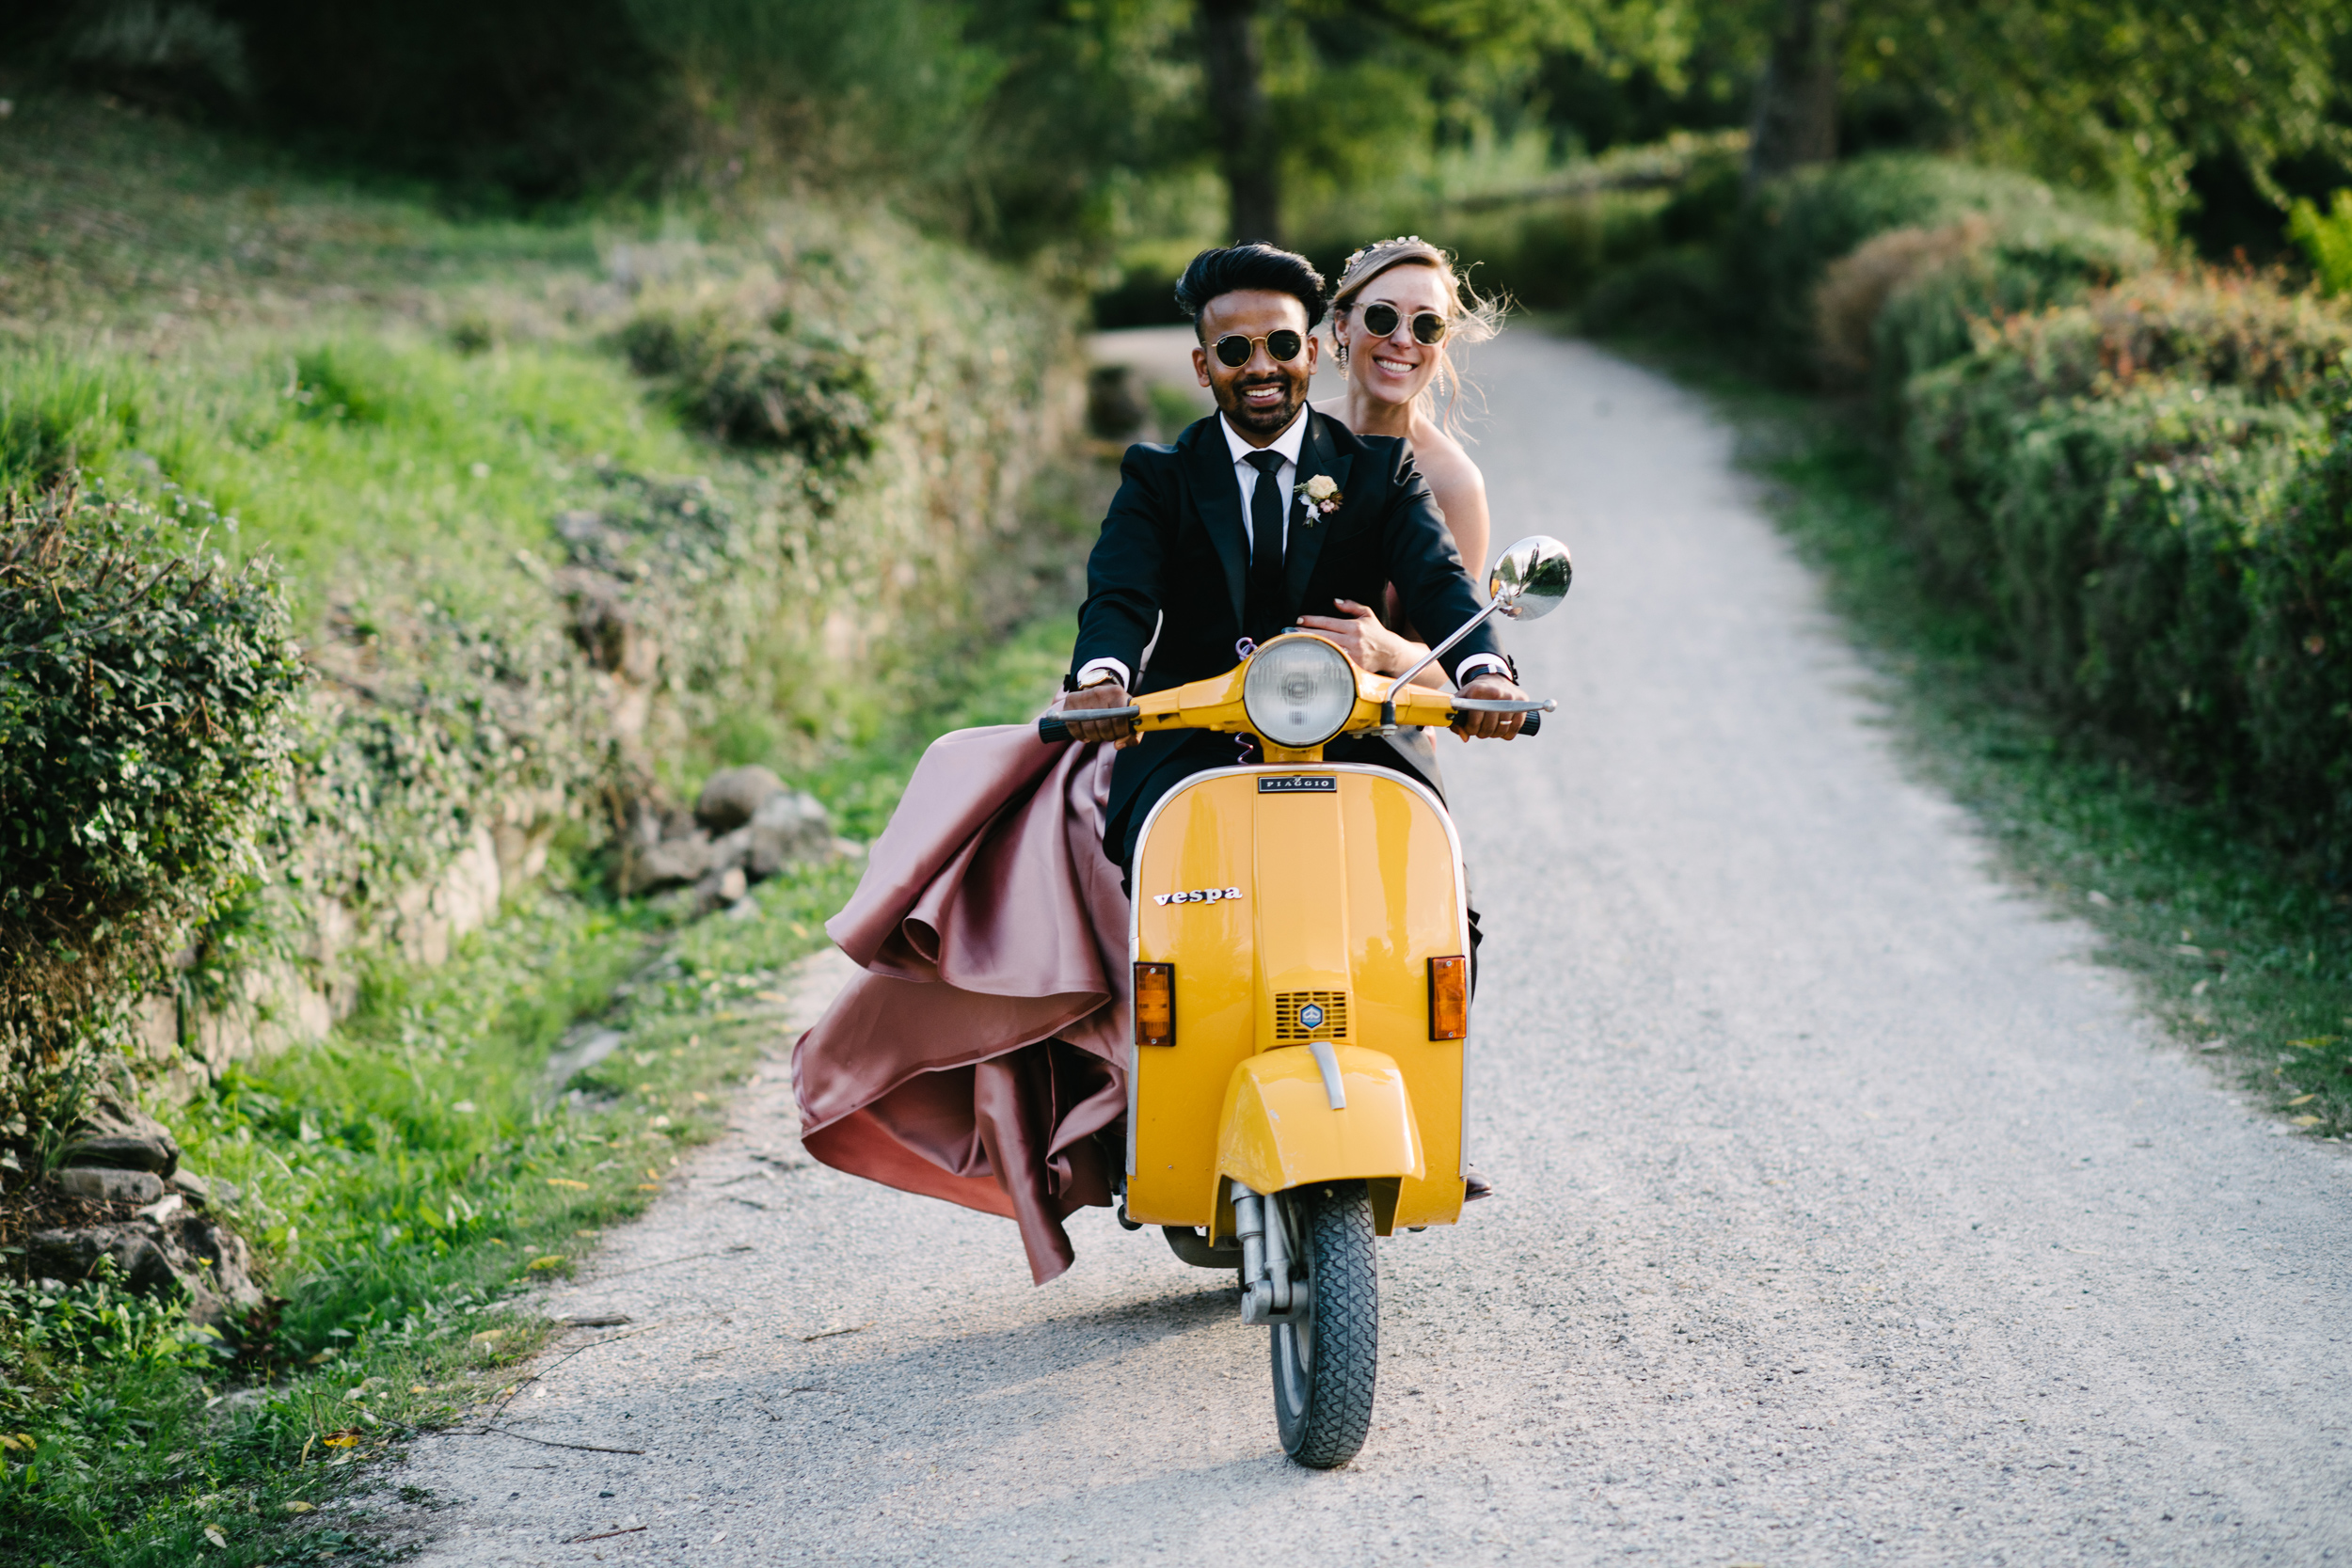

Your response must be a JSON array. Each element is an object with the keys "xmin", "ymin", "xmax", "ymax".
[{"xmin": 792, "ymin": 722, "xmax": 1131, "ymax": 1284}]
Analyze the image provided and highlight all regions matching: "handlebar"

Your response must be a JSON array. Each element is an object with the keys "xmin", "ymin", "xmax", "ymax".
[
  {"xmin": 1037, "ymin": 703, "xmax": 1546, "ymax": 742},
  {"xmin": 1037, "ymin": 706, "xmax": 1140, "ymax": 744},
  {"xmin": 1448, "ymin": 694, "xmax": 1549, "ymax": 737}
]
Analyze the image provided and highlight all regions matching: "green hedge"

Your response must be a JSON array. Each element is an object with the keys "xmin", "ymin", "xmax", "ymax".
[
  {"xmin": 1866, "ymin": 217, "xmax": 2153, "ymax": 402},
  {"xmin": 1895, "ymin": 267, "xmax": 2352, "ymax": 858},
  {"xmin": 1587, "ymin": 150, "xmax": 2352, "ymax": 863},
  {"xmin": 2244, "ymin": 402, "xmax": 2352, "ymax": 842},
  {"xmin": 1738, "ymin": 152, "xmax": 2122, "ymax": 378}
]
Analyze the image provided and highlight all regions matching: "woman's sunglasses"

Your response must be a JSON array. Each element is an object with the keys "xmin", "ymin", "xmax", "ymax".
[
  {"xmin": 1212, "ymin": 329, "xmax": 1306, "ymax": 368},
  {"xmin": 1359, "ymin": 302, "xmax": 1449, "ymax": 344}
]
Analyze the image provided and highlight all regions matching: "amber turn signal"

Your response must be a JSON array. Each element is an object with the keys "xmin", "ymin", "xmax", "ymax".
[
  {"xmin": 1427, "ymin": 955, "xmax": 1468, "ymax": 1040},
  {"xmin": 1135, "ymin": 962, "xmax": 1174, "ymax": 1046}
]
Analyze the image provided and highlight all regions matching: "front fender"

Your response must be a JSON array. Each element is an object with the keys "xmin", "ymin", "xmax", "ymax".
[{"xmin": 1214, "ymin": 1045, "xmax": 1425, "ymax": 1205}]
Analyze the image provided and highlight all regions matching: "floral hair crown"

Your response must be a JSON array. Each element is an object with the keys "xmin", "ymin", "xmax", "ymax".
[
  {"xmin": 1334, "ymin": 236, "xmax": 1442, "ymax": 295},
  {"xmin": 1341, "ymin": 235, "xmax": 1424, "ymax": 273}
]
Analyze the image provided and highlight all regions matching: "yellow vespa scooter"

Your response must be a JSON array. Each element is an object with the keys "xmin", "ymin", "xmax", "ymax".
[{"xmin": 1038, "ymin": 535, "xmax": 1571, "ymax": 1467}]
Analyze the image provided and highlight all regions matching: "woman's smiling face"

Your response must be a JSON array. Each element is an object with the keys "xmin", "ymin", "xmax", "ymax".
[{"xmin": 1338, "ymin": 261, "xmax": 1450, "ymax": 406}]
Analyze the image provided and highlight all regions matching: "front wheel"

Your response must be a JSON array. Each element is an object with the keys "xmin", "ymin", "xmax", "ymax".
[{"xmin": 1269, "ymin": 1180, "xmax": 1378, "ymax": 1467}]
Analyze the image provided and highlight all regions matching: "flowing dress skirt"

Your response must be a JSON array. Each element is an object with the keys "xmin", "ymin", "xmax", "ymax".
[{"xmin": 792, "ymin": 724, "xmax": 1130, "ymax": 1284}]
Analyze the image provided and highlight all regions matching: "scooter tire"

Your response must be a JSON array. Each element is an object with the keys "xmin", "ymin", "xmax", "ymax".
[{"xmin": 1270, "ymin": 1180, "xmax": 1378, "ymax": 1468}]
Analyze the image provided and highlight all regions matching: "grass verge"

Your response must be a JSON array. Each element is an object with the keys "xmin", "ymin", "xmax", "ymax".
[
  {"xmin": 1647, "ymin": 345, "xmax": 2352, "ymax": 1142},
  {"xmin": 0, "ymin": 611, "xmax": 1077, "ymax": 1567}
]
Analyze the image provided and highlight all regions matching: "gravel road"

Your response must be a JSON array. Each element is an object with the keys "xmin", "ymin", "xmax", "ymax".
[{"xmin": 393, "ymin": 333, "xmax": 2352, "ymax": 1566}]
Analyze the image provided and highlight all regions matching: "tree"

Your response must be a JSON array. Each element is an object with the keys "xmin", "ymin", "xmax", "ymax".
[
  {"xmin": 1825, "ymin": 0, "xmax": 2352, "ymax": 229},
  {"xmin": 1193, "ymin": 0, "xmax": 1665, "ymax": 245},
  {"xmin": 1202, "ymin": 0, "xmax": 1281, "ymax": 243},
  {"xmin": 1746, "ymin": 0, "xmax": 1847, "ymax": 189}
]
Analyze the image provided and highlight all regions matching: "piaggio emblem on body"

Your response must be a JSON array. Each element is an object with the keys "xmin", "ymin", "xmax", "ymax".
[
  {"xmin": 1155, "ymin": 886, "xmax": 1242, "ymax": 907},
  {"xmin": 1257, "ymin": 775, "xmax": 1336, "ymax": 793}
]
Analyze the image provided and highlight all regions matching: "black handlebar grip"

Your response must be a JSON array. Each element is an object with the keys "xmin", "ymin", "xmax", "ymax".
[
  {"xmin": 1037, "ymin": 714, "xmax": 1073, "ymax": 743},
  {"xmin": 1448, "ymin": 708, "xmax": 1546, "ymax": 736}
]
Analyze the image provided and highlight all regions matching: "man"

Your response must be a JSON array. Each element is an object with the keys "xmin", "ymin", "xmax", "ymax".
[{"xmin": 1064, "ymin": 242, "xmax": 1528, "ymax": 871}]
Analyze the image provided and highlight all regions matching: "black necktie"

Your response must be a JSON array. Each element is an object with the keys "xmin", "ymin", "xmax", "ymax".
[{"xmin": 1244, "ymin": 450, "xmax": 1286, "ymax": 643}]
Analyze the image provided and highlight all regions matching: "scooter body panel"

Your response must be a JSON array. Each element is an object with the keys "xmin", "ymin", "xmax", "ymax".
[{"xmin": 1127, "ymin": 763, "xmax": 1470, "ymax": 1232}]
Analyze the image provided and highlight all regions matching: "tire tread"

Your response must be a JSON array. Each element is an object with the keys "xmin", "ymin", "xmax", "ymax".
[{"xmin": 1279, "ymin": 1181, "xmax": 1378, "ymax": 1468}]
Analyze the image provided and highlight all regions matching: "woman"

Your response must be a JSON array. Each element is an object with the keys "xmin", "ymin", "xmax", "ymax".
[
  {"xmin": 1298, "ymin": 236, "xmax": 1503, "ymax": 689},
  {"xmin": 791, "ymin": 238, "xmax": 1505, "ymax": 1283}
]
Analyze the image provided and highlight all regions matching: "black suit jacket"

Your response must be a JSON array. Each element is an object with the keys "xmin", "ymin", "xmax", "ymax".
[{"xmin": 1072, "ymin": 409, "xmax": 1503, "ymax": 860}]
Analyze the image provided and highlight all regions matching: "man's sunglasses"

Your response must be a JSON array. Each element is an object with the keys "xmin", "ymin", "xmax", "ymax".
[
  {"xmin": 1359, "ymin": 302, "xmax": 1449, "ymax": 344},
  {"xmin": 1211, "ymin": 329, "xmax": 1306, "ymax": 368}
]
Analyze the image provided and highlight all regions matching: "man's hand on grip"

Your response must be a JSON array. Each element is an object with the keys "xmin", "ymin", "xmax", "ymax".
[
  {"xmin": 1454, "ymin": 673, "xmax": 1528, "ymax": 740},
  {"xmin": 1065, "ymin": 681, "xmax": 1140, "ymax": 749}
]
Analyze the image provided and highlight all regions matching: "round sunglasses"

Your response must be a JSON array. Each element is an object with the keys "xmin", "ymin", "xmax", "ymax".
[
  {"xmin": 1211, "ymin": 329, "xmax": 1306, "ymax": 368},
  {"xmin": 1359, "ymin": 301, "xmax": 1449, "ymax": 344}
]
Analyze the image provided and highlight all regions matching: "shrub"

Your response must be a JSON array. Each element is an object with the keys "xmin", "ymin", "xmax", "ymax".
[
  {"xmin": 2067, "ymin": 272, "xmax": 2352, "ymax": 405},
  {"xmin": 2288, "ymin": 191, "xmax": 2352, "ymax": 298},
  {"xmin": 1815, "ymin": 218, "xmax": 1993, "ymax": 387},
  {"xmin": 1736, "ymin": 152, "xmax": 2114, "ymax": 379},
  {"xmin": 1862, "ymin": 215, "xmax": 2153, "ymax": 399},
  {"xmin": 1901, "ymin": 266, "xmax": 2352, "ymax": 572},
  {"xmin": 1577, "ymin": 245, "xmax": 1732, "ymax": 340},
  {"xmin": 1899, "ymin": 281, "xmax": 2352, "ymax": 860},
  {"xmin": 619, "ymin": 308, "xmax": 882, "ymax": 467},
  {"xmin": 2242, "ymin": 388, "xmax": 2352, "ymax": 844},
  {"xmin": 1438, "ymin": 190, "xmax": 1674, "ymax": 312},
  {"xmin": 0, "ymin": 482, "xmax": 304, "ymax": 1147}
]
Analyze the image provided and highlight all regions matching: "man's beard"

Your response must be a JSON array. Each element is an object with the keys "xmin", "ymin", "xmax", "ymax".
[{"xmin": 1218, "ymin": 372, "xmax": 1304, "ymax": 436}]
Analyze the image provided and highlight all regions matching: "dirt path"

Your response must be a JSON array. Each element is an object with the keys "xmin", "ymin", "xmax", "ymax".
[{"xmin": 392, "ymin": 333, "xmax": 2352, "ymax": 1566}]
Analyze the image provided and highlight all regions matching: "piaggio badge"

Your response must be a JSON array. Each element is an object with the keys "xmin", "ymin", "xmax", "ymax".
[{"xmin": 1257, "ymin": 775, "xmax": 1336, "ymax": 793}]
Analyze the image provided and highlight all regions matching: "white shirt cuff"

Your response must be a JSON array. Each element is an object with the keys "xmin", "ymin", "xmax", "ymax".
[
  {"xmin": 1454, "ymin": 654, "xmax": 1509, "ymax": 687},
  {"xmin": 1075, "ymin": 657, "xmax": 1129, "ymax": 689}
]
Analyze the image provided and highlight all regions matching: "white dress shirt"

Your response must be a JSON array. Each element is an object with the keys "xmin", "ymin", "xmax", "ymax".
[
  {"xmin": 1226, "ymin": 407, "xmax": 1307, "ymax": 559},
  {"xmin": 1076, "ymin": 409, "xmax": 1508, "ymax": 691}
]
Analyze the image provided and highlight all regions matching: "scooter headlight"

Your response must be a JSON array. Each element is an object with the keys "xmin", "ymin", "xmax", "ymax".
[{"xmin": 1242, "ymin": 636, "xmax": 1358, "ymax": 750}]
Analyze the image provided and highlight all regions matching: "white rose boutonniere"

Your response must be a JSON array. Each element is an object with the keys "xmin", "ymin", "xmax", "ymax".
[{"xmin": 1300, "ymin": 473, "xmax": 1343, "ymax": 523}]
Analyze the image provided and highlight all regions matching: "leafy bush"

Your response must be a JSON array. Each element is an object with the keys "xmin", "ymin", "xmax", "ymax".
[
  {"xmin": 1697, "ymin": 150, "xmax": 2352, "ymax": 862},
  {"xmin": 1425, "ymin": 189, "xmax": 1675, "ymax": 312},
  {"xmin": 1577, "ymin": 245, "xmax": 1733, "ymax": 339},
  {"xmin": 1899, "ymin": 277, "xmax": 2352, "ymax": 859},
  {"xmin": 2241, "ymin": 393, "xmax": 2352, "ymax": 844},
  {"xmin": 0, "ymin": 484, "xmax": 304, "ymax": 1019},
  {"xmin": 619, "ymin": 308, "xmax": 882, "ymax": 467},
  {"xmin": 2289, "ymin": 191, "xmax": 2352, "ymax": 298},
  {"xmin": 0, "ymin": 482, "xmax": 304, "ymax": 1156},
  {"xmin": 1814, "ymin": 219, "xmax": 1994, "ymax": 387},
  {"xmin": 1855, "ymin": 215, "xmax": 2153, "ymax": 400},
  {"xmin": 1734, "ymin": 153, "xmax": 2119, "ymax": 379}
]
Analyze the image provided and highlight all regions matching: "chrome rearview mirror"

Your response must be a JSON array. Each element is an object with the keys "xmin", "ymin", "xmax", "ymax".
[
  {"xmin": 1486, "ymin": 535, "xmax": 1572, "ymax": 621},
  {"xmin": 1384, "ymin": 533, "xmax": 1575, "ymax": 701}
]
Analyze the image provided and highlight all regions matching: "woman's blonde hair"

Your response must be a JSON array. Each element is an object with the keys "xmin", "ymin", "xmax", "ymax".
[{"xmin": 1327, "ymin": 236, "xmax": 1505, "ymax": 438}]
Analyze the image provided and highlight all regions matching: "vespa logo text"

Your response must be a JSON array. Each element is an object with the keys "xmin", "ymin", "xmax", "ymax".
[{"xmin": 1155, "ymin": 886, "xmax": 1242, "ymax": 907}]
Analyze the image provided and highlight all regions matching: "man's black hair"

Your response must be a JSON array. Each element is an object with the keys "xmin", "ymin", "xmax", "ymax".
[{"xmin": 1173, "ymin": 244, "xmax": 1327, "ymax": 337}]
